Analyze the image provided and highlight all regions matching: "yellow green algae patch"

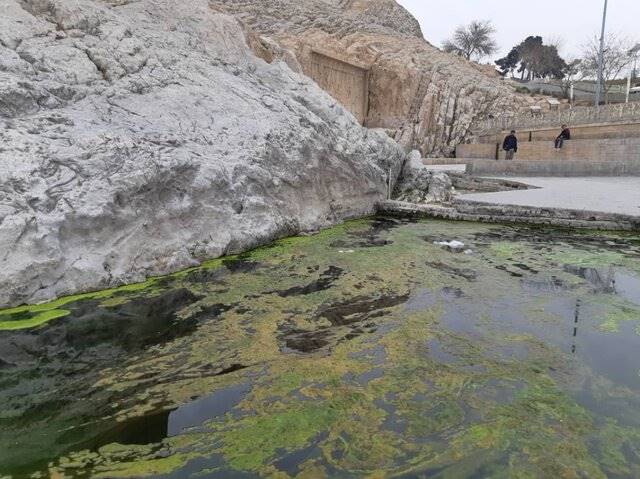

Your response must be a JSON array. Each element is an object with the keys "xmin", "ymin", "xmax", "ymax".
[
  {"xmin": 7, "ymin": 218, "xmax": 640, "ymax": 478},
  {"xmin": 93, "ymin": 453, "xmax": 197, "ymax": 478},
  {"xmin": 0, "ymin": 218, "xmax": 372, "ymax": 332},
  {"xmin": 0, "ymin": 307, "xmax": 70, "ymax": 330},
  {"xmin": 585, "ymin": 296, "xmax": 640, "ymax": 334},
  {"xmin": 216, "ymin": 402, "xmax": 343, "ymax": 471},
  {"xmin": 0, "ymin": 278, "xmax": 161, "ymax": 331}
]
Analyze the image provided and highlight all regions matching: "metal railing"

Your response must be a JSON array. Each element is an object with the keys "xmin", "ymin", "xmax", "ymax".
[{"xmin": 474, "ymin": 102, "xmax": 640, "ymax": 133}]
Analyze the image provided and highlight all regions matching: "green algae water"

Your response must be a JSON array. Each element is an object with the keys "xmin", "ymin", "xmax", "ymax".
[{"xmin": 2, "ymin": 217, "xmax": 640, "ymax": 478}]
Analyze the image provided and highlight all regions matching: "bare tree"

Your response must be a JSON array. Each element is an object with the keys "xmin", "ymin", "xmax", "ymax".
[
  {"xmin": 559, "ymin": 58, "xmax": 585, "ymax": 100},
  {"xmin": 547, "ymin": 35, "xmax": 566, "ymax": 54},
  {"xmin": 443, "ymin": 20, "xmax": 498, "ymax": 61},
  {"xmin": 581, "ymin": 33, "xmax": 634, "ymax": 103}
]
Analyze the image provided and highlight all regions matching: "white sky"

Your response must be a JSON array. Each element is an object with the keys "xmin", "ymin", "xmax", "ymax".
[{"xmin": 396, "ymin": 0, "xmax": 640, "ymax": 62}]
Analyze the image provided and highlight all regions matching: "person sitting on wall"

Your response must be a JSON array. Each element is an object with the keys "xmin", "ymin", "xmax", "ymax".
[
  {"xmin": 502, "ymin": 130, "xmax": 518, "ymax": 160},
  {"xmin": 555, "ymin": 125, "xmax": 571, "ymax": 149}
]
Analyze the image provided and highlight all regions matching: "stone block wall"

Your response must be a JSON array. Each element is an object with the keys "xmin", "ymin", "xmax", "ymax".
[
  {"xmin": 497, "ymin": 138, "xmax": 640, "ymax": 162},
  {"xmin": 456, "ymin": 143, "xmax": 498, "ymax": 159},
  {"xmin": 477, "ymin": 121, "xmax": 640, "ymax": 144},
  {"xmin": 475, "ymin": 101, "xmax": 640, "ymax": 132},
  {"xmin": 466, "ymin": 159, "xmax": 640, "ymax": 177},
  {"xmin": 529, "ymin": 122, "xmax": 640, "ymax": 142}
]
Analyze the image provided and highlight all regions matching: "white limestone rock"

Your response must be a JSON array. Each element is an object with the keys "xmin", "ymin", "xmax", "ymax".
[
  {"xmin": 428, "ymin": 173, "xmax": 454, "ymax": 203},
  {"xmin": 0, "ymin": 0, "xmax": 405, "ymax": 308},
  {"xmin": 394, "ymin": 151, "xmax": 452, "ymax": 203}
]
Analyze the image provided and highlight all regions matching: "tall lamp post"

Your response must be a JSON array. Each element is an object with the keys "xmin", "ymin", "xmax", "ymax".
[
  {"xmin": 594, "ymin": 0, "xmax": 609, "ymax": 108},
  {"xmin": 633, "ymin": 44, "xmax": 640, "ymax": 80},
  {"xmin": 626, "ymin": 44, "xmax": 640, "ymax": 103}
]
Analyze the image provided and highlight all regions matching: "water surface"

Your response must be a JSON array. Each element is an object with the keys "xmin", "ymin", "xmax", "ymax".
[{"xmin": 1, "ymin": 218, "xmax": 640, "ymax": 478}]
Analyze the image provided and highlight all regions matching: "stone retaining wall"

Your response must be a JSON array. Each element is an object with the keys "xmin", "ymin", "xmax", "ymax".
[
  {"xmin": 459, "ymin": 137, "xmax": 640, "ymax": 163},
  {"xmin": 423, "ymin": 158, "xmax": 478, "ymax": 165},
  {"xmin": 497, "ymin": 138, "xmax": 640, "ymax": 162},
  {"xmin": 477, "ymin": 121, "xmax": 640, "ymax": 145},
  {"xmin": 466, "ymin": 159, "xmax": 640, "ymax": 177},
  {"xmin": 379, "ymin": 200, "xmax": 640, "ymax": 231},
  {"xmin": 456, "ymin": 143, "xmax": 498, "ymax": 159},
  {"xmin": 475, "ymin": 102, "xmax": 640, "ymax": 132}
]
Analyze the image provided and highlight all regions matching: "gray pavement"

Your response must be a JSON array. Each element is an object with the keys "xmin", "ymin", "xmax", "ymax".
[
  {"xmin": 424, "ymin": 164, "xmax": 466, "ymax": 173},
  {"xmin": 460, "ymin": 177, "xmax": 640, "ymax": 217}
]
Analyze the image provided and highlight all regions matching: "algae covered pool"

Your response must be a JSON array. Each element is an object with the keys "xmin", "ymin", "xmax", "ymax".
[{"xmin": 1, "ymin": 217, "xmax": 640, "ymax": 478}]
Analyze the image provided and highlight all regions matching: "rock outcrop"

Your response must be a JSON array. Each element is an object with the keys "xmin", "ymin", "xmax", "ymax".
[
  {"xmin": 394, "ymin": 151, "xmax": 453, "ymax": 203},
  {"xmin": 210, "ymin": 0, "xmax": 534, "ymax": 156},
  {"xmin": 0, "ymin": 0, "xmax": 405, "ymax": 308}
]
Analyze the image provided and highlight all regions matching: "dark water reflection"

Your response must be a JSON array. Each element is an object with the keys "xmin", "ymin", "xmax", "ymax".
[{"xmin": 428, "ymin": 282, "xmax": 640, "ymax": 393}]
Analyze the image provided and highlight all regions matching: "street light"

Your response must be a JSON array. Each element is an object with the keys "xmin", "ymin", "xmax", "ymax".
[
  {"xmin": 631, "ymin": 43, "xmax": 640, "ymax": 79},
  {"xmin": 594, "ymin": 0, "xmax": 609, "ymax": 108}
]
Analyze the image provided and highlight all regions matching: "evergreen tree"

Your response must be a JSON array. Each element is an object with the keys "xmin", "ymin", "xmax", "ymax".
[{"xmin": 496, "ymin": 36, "xmax": 567, "ymax": 80}]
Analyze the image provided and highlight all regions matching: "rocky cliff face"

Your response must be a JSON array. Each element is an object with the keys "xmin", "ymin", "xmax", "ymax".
[
  {"xmin": 0, "ymin": 0, "xmax": 404, "ymax": 308},
  {"xmin": 210, "ymin": 0, "xmax": 533, "ymax": 156}
]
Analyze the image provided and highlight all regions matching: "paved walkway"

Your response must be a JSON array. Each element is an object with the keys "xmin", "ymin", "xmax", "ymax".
[
  {"xmin": 424, "ymin": 164, "xmax": 466, "ymax": 173},
  {"xmin": 460, "ymin": 177, "xmax": 640, "ymax": 217}
]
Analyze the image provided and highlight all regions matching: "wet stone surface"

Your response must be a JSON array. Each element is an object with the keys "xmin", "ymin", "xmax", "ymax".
[{"xmin": 1, "ymin": 218, "xmax": 640, "ymax": 478}]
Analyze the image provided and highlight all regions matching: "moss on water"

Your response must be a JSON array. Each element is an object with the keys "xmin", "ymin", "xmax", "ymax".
[
  {"xmin": 0, "ymin": 308, "xmax": 70, "ymax": 330},
  {"xmin": 489, "ymin": 242, "xmax": 528, "ymax": 260},
  {"xmin": 215, "ymin": 402, "xmax": 342, "ymax": 471},
  {"xmin": 0, "ymin": 278, "xmax": 161, "ymax": 331},
  {"xmin": 549, "ymin": 250, "xmax": 626, "ymax": 269},
  {"xmin": 0, "ymin": 219, "xmax": 380, "ymax": 331},
  {"xmin": 5, "ymin": 218, "xmax": 640, "ymax": 478},
  {"xmin": 587, "ymin": 295, "xmax": 640, "ymax": 333},
  {"xmin": 93, "ymin": 454, "xmax": 197, "ymax": 478},
  {"xmin": 592, "ymin": 420, "xmax": 640, "ymax": 477}
]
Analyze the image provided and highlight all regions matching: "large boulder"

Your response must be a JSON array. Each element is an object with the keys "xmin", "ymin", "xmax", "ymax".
[{"xmin": 0, "ymin": 0, "xmax": 405, "ymax": 308}]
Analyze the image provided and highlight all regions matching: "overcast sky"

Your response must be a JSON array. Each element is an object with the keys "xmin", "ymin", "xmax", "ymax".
[{"xmin": 396, "ymin": 0, "xmax": 640, "ymax": 61}]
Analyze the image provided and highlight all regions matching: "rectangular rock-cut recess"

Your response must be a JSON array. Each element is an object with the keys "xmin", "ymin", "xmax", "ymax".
[{"xmin": 307, "ymin": 49, "xmax": 370, "ymax": 125}]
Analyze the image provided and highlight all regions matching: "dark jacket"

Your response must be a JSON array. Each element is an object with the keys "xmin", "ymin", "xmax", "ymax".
[
  {"xmin": 503, "ymin": 134, "xmax": 518, "ymax": 151},
  {"xmin": 558, "ymin": 128, "xmax": 571, "ymax": 140}
]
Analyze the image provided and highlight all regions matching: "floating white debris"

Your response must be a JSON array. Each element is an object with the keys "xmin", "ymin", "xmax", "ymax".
[
  {"xmin": 338, "ymin": 250, "xmax": 355, "ymax": 254},
  {"xmin": 464, "ymin": 249, "xmax": 474, "ymax": 255},
  {"xmin": 433, "ymin": 240, "xmax": 465, "ymax": 251}
]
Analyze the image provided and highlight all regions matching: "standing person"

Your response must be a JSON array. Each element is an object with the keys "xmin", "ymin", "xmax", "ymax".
[
  {"xmin": 555, "ymin": 125, "xmax": 571, "ymax": 149},
  {"xmin": 502, "ymin": 130, "xmax": 518, "ymax": 160}
]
